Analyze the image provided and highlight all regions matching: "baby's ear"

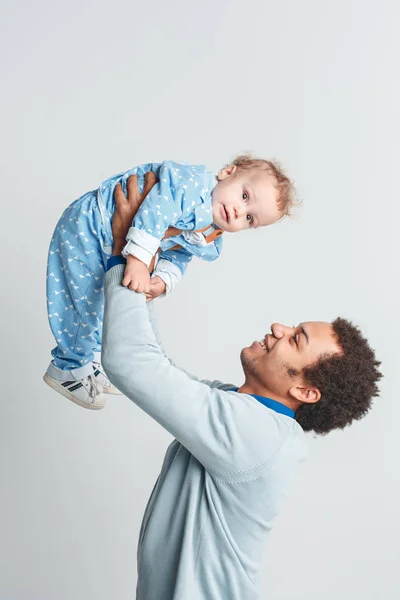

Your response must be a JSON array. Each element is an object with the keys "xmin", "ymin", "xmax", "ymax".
[{"xmin": 217, "ymin": 165, "xmax": 237, "ymax": 180}]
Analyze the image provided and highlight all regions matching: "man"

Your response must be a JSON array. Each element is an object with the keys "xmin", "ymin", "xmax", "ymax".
[{"xmin": 102, "ymin": 174, "xmax": 382, "ymax": 600}]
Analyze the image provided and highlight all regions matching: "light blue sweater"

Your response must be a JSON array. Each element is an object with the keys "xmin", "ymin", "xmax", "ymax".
[{"xmin": 102, "ymin": 264, "xmax": 308, "ymax": 600}]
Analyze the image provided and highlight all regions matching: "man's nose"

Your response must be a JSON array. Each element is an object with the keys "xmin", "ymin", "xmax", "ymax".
[{"xmin": 270, "ymin": 323, "xmax": 295, "ymax": 338}]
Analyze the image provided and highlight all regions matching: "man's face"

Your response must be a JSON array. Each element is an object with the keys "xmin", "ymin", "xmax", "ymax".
[
  {"xmin": 211, "ymin": 166, "xmax": 281, "ymax": 232},
  {"xmin": 240, "ymin": 322, "xmax": 341, "ymax": 401}
]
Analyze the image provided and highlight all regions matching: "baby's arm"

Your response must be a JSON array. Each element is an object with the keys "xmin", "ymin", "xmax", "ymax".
[
  {"xmin": 145, "ymin": 247, "xmax": 193, "ymax": 301},
  {"xmin": 122, "ymin": 162, "xmax": 187, "ymax": 259},
  {"xmin": 144, "ymin": 233, "xmax": 223, "ymax": 300},
  {"xmin": 122, "ymin": 162, "xmax": 214, "ymax": 293},
  {"xmin": 121, "ymin": 161, "xmax": 191, "ymax": 292},
  {"xmin": 154, "ymin": 247, "xmax": 193, "ymax": 293}
]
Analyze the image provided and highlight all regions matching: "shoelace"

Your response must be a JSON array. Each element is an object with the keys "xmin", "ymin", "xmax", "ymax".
[
  {"xmin": 92, "ymin": 361, "xmax": 112, "ymax": 388},
  {"xmin": 83, "ymin": 373, "xmax": 102, "ymax": 402}
]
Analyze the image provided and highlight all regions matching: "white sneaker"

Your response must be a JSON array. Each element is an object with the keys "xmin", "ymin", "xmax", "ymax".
[
  {"xmin": 43, "ymin": 372, "xmax": 106, "ymax": 410},
  {"xmin": 92, "ymin": 361, "xmax": 122, "ymax": 395}
]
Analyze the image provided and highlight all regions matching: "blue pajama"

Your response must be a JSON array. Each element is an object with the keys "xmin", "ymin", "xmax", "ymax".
[
  {"xmin": 46, "ymin": 162, "xmax": 223, "ymax": 375},
  {"xmin": 46, "ymin": 191, "xmax": 112, "ymax": 374}
]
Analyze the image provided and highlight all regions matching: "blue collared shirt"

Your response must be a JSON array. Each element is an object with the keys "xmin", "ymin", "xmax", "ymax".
[{"xmin": 232, "ymin": 387, "xmax": 295, "ymax": 419}]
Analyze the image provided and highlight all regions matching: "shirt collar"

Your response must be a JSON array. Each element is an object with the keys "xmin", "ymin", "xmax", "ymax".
[{"xmin": 231, "ymin": 388, "xmax": 295, "ymax": 419}]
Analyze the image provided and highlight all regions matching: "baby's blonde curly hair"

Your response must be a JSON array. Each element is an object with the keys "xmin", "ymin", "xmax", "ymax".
[{"xmin": 230, "ymin": 154, "xmax": 297, "ymax": 217}]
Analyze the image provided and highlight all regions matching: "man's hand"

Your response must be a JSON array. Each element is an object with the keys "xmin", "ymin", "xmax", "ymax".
[
  {"xmin": 112, "ymin": 171, "xmax": 158, "ymax": 255},
  {"xmin": 122, "ymin": 254, "xmax": 151, "ymax": 292},
  {"xmin": 145, "ymin": 276, "xmax": 167, "ymax": 302}
]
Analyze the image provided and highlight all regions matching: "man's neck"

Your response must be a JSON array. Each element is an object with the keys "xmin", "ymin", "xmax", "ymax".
[{"xmin": 237, "ymin": 383, "xmax": 299, "ymax": 412}]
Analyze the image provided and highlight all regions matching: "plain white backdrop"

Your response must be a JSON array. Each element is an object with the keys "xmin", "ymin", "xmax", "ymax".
[{"xmin": 1, "ymin": 0, "xmax": 399, "ymax": 598}]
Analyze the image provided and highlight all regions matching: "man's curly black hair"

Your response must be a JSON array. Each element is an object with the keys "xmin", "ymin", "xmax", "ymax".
[{"xmin": 295, "ymin": 318, "xmax": 382, "ymax": 435}]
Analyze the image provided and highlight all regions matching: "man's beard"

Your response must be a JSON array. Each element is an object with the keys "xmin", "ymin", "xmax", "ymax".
[
  {"xmin": 241, "ymin": 349, "xmax": 299, "ymax": 381},
  {"xmin": 240, "ymin": 349, "xmax": 259, "ymax": 377}
]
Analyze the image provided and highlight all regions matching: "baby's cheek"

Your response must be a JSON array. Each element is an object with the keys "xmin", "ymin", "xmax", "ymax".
[{"xmin": 234, "ymin": 219, "xmax": 249, "ymax": 231}]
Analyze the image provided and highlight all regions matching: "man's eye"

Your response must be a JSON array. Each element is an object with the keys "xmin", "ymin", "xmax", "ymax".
[
  {"xmin": 242, "ymin": 192, "xmax": 249, "ymax": 201},
  {"xmin": 246, "ymin": 214, "xmax": 253, "ymax": 223},
  {"xmin": 292, "ymin": 334, "xmax": 298, "ymax": 345}
]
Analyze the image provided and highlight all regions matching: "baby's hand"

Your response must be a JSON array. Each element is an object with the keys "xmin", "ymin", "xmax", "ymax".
[
  {"xmin": 123, "ymin": 255, "xmax": 151, "ymax": 293},
  {"xmin": 145, "ymin": 276, "xmax": 167, "ymax": 303}
]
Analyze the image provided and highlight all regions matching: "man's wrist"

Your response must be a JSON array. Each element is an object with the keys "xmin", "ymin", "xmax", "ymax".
[{"xmin": 112, "ymin": 238, "xmax": 126, "ymax": 256}]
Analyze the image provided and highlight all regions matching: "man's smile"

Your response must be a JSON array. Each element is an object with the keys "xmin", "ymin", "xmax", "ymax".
[{"xmin": 253, "ymin": 335, "xmax": 270, "ymax": 352}]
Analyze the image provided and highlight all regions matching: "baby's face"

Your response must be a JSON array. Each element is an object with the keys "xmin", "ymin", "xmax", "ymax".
[{"xmin": 211, "ymin": 166, "xmax": 281, "ymax": 232}]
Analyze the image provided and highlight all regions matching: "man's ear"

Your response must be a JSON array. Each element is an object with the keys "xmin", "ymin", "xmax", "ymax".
[
  {"xmin": 289, "ymin": 384, "xmax": 321, "ymax": 404},
  {"xmin": 217, "ymin": 165, "xmax": 237, "ymax": 180}
]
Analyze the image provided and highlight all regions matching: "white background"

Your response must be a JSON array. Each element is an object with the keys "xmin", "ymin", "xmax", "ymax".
[{"xmin": 1, "ymin": 0, "xmax": 399, "ymax": 598}]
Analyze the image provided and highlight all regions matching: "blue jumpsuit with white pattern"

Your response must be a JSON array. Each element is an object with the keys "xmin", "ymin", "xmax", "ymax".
[{"xmin": 46, "ymin": 161, "xmax": 223, "ymax": 377}]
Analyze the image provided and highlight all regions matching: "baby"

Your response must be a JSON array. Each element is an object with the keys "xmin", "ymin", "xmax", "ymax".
[{"xmin": 44, "ymin": 155, "xmax": 295, "ymax": 409}]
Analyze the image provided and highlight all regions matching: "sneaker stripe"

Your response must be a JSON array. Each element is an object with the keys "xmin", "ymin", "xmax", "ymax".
[
  {"xmin": 68, "ymin": 382, "xmax": 84, "ymax": 392},
  {"xmin": 62, "ymin": 381, "xmax": 75, "ymax": 387},
  {"xmin": 93, "ymin": 369, "xmax": 100, "ymax": 376}
]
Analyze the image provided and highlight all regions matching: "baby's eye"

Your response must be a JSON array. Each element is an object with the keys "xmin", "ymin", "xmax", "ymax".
[
  {"xmin": 246, "ymin": 214, "xmax": 253, "ymax": 223},
  {"xmin": 242, "ymin": 192, "xmax": 249, "ymax": 202}
]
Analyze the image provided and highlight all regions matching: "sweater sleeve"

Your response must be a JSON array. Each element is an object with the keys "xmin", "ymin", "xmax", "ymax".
[{"xmin": 102, "ymin": 265, "xmax": 294, "ymax": 476}]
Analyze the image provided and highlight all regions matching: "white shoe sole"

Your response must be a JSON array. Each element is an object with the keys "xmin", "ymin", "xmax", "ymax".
[
  {"xmin": 43, "ymin": 373, "xmax": 106, "ymax": 410},
  {"xmin": 102, "ymin": 386, "xmax": 123, "ymax": 395}
]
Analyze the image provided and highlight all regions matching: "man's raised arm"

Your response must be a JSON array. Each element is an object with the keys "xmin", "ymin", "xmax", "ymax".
[{"xmin": 101, "ymin": 177, "xmax": 284, "ymax": 478}]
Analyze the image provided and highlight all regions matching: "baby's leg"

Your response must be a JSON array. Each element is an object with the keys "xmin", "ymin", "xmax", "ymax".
[{"xmin": 44, "ymin": 192, "xmax": 111, "ymax": 408}]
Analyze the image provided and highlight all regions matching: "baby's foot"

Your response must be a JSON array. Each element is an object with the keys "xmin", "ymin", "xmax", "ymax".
[
  {"xmin": 92, "ymin": 360, "xmax": 122, "ymax": 395},
  {"xmin": 43, "ymin": 371, "xmax": 106, "ymax": 410}
]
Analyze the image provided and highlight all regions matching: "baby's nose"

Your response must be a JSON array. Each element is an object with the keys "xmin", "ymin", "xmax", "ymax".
[{"xmin": 234, "ymin": 205, "xmax": 245, "ymax": 219}]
